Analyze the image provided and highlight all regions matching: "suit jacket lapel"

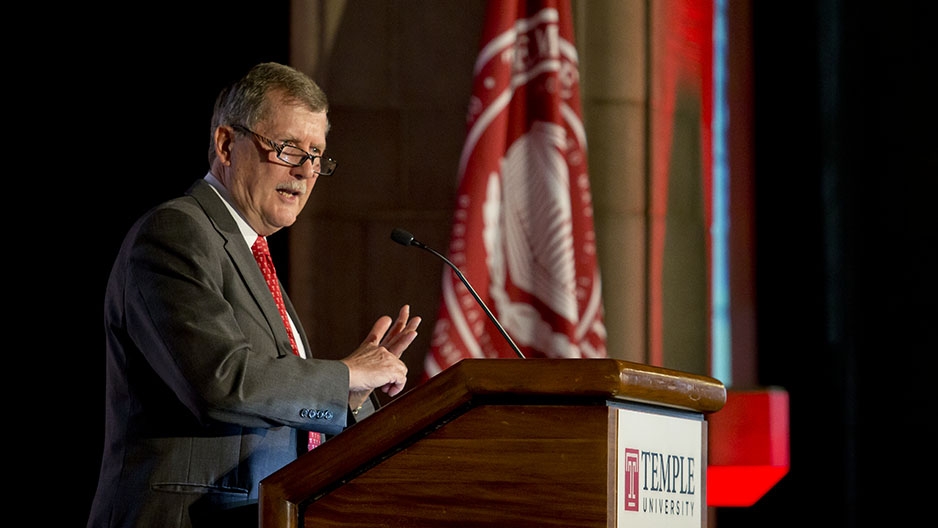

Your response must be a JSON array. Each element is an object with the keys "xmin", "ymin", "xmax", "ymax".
[{"xmin": 186, "ymin": 179, "xmax": 297, "ymax": 359}]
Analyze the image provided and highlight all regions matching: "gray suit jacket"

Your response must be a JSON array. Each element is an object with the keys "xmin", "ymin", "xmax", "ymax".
[{"xmin": 88, "ymin": 179, "xmax": 372, "ymax": 528}]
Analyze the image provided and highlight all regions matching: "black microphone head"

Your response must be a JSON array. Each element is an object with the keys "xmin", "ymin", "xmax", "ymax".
[{"xmin": 390, "ymin": 228, "xmax": 415, "ymax": 246}]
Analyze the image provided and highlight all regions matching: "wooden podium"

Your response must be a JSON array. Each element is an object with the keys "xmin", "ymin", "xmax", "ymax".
[{"xmin": 259, "ymin": 358, "xmax": 725, "ymax": 527}]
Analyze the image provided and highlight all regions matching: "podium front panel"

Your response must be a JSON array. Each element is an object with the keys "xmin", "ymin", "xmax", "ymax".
[{"xmin": 303, "ymin": 404, "xmax": 613, "ymax": 526}]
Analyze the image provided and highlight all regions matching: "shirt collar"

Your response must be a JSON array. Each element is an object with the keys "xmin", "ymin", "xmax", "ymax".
[{"xmin": 204, "ymin": 171, "xmax": 260, "ymax": 248}]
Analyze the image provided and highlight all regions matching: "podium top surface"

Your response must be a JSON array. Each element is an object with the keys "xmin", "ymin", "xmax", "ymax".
[{"xmin": 432, "ymin": 358, "xmax": 726, "ymax": 413}]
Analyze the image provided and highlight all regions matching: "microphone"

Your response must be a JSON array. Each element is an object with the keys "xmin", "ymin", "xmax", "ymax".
[{"xmin": 390, "ymin": 227, "xmax": 526, "ymax": 359}]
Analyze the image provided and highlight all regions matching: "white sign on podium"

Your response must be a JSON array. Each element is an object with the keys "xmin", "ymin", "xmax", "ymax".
[{"xmin": 615, "ymin": 405, "xmax": 705, "ymax": 528}]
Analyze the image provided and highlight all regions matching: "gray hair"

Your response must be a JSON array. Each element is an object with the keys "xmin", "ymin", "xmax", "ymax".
[{"xmin": 208, "ymin": 62, "xmax": 329, "ymax": 166}]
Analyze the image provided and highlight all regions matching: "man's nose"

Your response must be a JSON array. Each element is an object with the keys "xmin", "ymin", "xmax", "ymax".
[{"xmin": 292, "ymin": 161, "xmax": 317, "ymax": 180}]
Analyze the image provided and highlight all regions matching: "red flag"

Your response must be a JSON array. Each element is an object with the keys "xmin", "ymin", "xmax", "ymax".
[{"xmin": 425, "ymin": 0, "xmax": 607, "ymax": 379}]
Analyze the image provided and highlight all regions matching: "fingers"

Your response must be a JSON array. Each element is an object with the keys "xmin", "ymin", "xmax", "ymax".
[
  {"xmin": 364, "ymin": 315, "xmax": 393, "ymax": 345},
  {"xmin": 344, "ymin": 305, "xmax": 421, "ymax": 398},
  {"xmin": 385, "ymin": 327, "xmax": 419, "ymax": 358},
  {"xmin": 368, "ymin": 305, "xmax": 416, "ymax": 347},
  {"xmin": 394, "ymin": 304, "xmax": 410, "ymax": 331},
  {"xmin": 378, "ymin": 305, "xmax": 422, "ymax": 354},
  {"xmin": 380, "ymin": 305, "xmax": 414, "ymax": 345},
  {"xmin": 382, "ymin": 379, "xmax": 406, "ymax": 397}
]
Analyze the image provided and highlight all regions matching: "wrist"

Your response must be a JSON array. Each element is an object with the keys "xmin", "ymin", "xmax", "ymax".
[{"xmin": 349, "ymin": 390, "xmax": 371, "ymax": 413}]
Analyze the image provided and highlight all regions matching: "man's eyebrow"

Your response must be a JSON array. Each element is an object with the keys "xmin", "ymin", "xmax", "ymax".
[{"xmin": 281, "ymin": 134, "xmax": 323, "ymax": 153}]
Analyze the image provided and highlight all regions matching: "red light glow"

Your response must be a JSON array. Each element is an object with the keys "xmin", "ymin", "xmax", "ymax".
[{"xmin": 707, "ymin": 388, "xmax": 790, "ymax": 507}]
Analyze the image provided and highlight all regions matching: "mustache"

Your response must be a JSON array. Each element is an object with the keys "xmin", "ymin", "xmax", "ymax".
[{"xmin": 277, "ymin": 180, "xmax": 307, "ymax": 195}]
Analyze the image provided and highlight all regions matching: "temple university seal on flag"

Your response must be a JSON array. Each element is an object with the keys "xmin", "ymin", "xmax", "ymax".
[{"xmin": 426, "ymin": 0, "xmax": 607, "ymax": 378}]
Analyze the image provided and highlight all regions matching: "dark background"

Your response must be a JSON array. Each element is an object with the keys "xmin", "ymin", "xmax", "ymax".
[
  {"xmin": 37, "ymin": 5, "xmax": 293, "ymax": 526},
  {"xmin": 25, "ymin": 2, "xmax": 935, "ymax": 527},
  {"xmin": 728, "ymin": 2, "xmax": 936, "ymax": 526}
]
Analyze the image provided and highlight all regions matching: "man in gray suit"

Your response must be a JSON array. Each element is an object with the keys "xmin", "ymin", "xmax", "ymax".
[{"xmin": 87, "ymin": 62, "xmax": 421, "ymax": 528}]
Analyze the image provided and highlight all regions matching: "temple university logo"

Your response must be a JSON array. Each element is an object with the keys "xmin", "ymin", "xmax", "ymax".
[
  {"xmin": 624, "ymin": 448, "xmax": 641, "ymax": 511},
  {"xmin": 425, "ymin": 4, "xmax": 606, "ymax": 376},
  {"xmin": 621, "ymin": 445, "xmax": 698, "ymax": 517}
]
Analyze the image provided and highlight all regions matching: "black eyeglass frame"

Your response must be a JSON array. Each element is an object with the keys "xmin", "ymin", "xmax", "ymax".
[{"xmin": 232, "ymin": 124, "xmax": 337, "ymax": 176}]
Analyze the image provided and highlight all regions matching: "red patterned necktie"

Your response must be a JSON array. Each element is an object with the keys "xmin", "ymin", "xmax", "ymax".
[{"xmin": 251, "ymin": 236, "xmax": 323, "ymax": 450}]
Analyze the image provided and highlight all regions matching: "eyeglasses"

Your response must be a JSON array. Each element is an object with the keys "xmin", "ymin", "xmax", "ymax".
[{"xmin": 232, "ymin": 124, "xmax": 337, "ymax": 176}]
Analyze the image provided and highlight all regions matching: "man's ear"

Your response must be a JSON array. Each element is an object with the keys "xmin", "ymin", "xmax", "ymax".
[{"xmin": 214, "ymin": 125, "xmax": 235, "ymax": 166}]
